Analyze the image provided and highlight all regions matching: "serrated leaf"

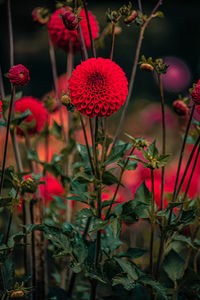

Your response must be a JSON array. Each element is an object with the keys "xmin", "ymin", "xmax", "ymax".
[
  {"xmin": 89, "ymin": 218, "xmax": 109, "ymax": 232},
  {"xmin": 139, "ymin": 275, "xmax": 167, "ymax": 299},
  {"xmin": 105, "ymin": 141, "xmax": 132, "ymax": 165},
  {"xmin": 162, "ymin": 250, "xmax": 185, "ymax": 282},
  {"xmin": 102, "ymin": 171, "xmax": 119, "ymax": 186},
  {"xmin": 114, "ymin": 257, "xmax": 139, "ymax": 280},
  {"xmin": 117, "ymin": 248, "xmax": 147, "ymax": 259},
  {"xmin": 51, "ymin": 120, "xmax": 62, "ymax": 139}
]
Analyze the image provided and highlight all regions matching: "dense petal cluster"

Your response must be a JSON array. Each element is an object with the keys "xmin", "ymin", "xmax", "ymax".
[
  {"xmin": 47, "ymin": 7, "xmax": 99, "ymax": 52},
  {"xmin": 40, "ymin": 175, "xmax": 64, "ymax": 203},
  {"xmin": 62, "ymin": 10, "xmax": 78, "ymax": 31},
  {"xmin": 172, "ymin": 100, "xmax": 188, "ymax": 116},
  {"xmin": 0, "ymin": 98, "xmax": 2, "ymax": 119},
  {"xmin": 191, "ymin": 83, "xmax": 200, "ymax": 105},
  {"xmin": 8, "ymin": 64, "xmax": 30, "ymax": 86},
  {"xmin": 15, "ymin": 96, "xmax": 48, "ymax": 136},
  {"xmin": 68, "ymin": 58, "xmax": 128, "ymax": 117}
]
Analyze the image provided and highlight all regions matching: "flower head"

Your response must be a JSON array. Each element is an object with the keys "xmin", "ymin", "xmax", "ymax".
[
  {"xmin": 8, "ymin": 64, "xmax": 30, "ymax": 86},
  {"xmin": 196, "ymin": 105, "xmax": 200, "ymax": 115},
  {"xmin": 47, "ymin": 7, "xmax": 99, "ymax": 52},
  {"xmin": 191, "ymin": 83, "xmax": 200, "ymax": 105},
  {"xmin": 68, "ymin": 58, "xmax": 128, "ymax": 117},
  {"xmin": 15, "ymin": 96, "xmax": 48, "ymax": 136},
  {"xmin": 172, "ymin": 100, "xmax": 188, "ymax": 116}
]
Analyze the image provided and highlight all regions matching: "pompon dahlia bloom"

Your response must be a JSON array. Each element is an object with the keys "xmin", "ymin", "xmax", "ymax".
[
  {"xmin": 8, "ymin": 64, "xmax": 30, "ymax": 86},
  {"xmin": 40, "ymin": 175, "xmax": 64, "ymax": 204},
  {"xmin": 68, "ymin": 58, "xmax": 128, "ymax": 117},
  {"xmin": 48, "ymin": 7, "xmax": 99, "ymax": 52},
  {"xmin": 15, "ymin": 97, "xmax": 48, "ymax": 136}
]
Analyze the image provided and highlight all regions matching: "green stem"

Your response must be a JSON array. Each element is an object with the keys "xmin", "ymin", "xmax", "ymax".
[
  {"xmin": 150, "ymin": 168, "xmax": 155, "ymax": 275},
  {"xmin": 82, "ymin": 0, "xmax": 96, "ymax": 57},
  {"xmin": 110, "ymin": 24, "xmax": 115, "ymax": 60},
  {"xmin": 8, "ymin": 0, "xmax": 14, "ymax": 67},
  {"xmin": 105, "ymin": 145, "xmax": 135, "ymax": 219},
  {"xmin": 0, "ymin": 85, "xmax": 15, "ymax": 196}
]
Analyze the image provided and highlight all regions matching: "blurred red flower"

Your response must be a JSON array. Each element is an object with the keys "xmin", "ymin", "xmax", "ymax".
[
  {"xmin": 48, "ymin": 7, "xmax": 99, "ymax": 52},
  {"xmin": 9, "ymin": 64, "xmax": 30, "ymax": 86},
  {"xmin": 15, "ymin": 96, "xmax": 48, "ymax": 136}
]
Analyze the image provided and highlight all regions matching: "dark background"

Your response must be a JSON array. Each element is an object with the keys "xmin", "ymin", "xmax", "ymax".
[{"xmin": 0, "ymin": 0, "xmax": 200, "ymax": 108}]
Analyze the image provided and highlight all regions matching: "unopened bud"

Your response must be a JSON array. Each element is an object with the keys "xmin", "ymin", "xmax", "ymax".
[
  {"xmin": 172, "ymin": 100, "xmax": 188, "ymax": 116},
  {"xmin": 32, "ymin": 7, "xmax": 50, "ymax": 25},
  {"xmin": 62, "ymin": 10, "xmax": 79, "ymax": 31},
  {"xmin": 61, "ymin": 94, "xmax": 71, "ymax": 106},
  {"xmin": 124, "ymin": 10, "xmax": 138, "ymax": 25},
  {"xmin": 11, "ymin": 291, "xmax": 24, "ymax": 298},
  {"xmin": 140, "ymin": 63, "xmax": 154, "ymax": 72}
]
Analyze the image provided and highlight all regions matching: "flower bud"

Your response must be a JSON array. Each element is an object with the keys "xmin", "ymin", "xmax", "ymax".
[
  {"xmin": 62, "ymin": 10, "xmax": 79, "ymax": 31},
  {"xmin": 21, "ymin": 177, "xmax": 38, "ymax": 194},
  {"xmin": 32, "ymin": 7, "xmax": 50, "ymax": 25},
  {"xmin": 172, "ymin": 100, "xmax": 188, "ymax": 116},
  {"xmin": 61, "ymin": 94, "xmax": 71, "ymax": 106},
  {"xmin": 123, "ymin": 10, "xmax": 138, "ymax": 25},
  {"xmin": 140, "ymin": 63, "xmax": 154, "ymax": 72},
  {"xmin": 11, "ymin": 291, "xmax": 24, "ymax": 298}
]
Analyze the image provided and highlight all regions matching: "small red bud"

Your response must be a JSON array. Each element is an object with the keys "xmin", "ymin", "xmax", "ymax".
[
  {"xmin": 62, "ymin": 10, "xmax": 79, "ymax": 31},
  {"xmin": 140, "ymin": 63, "xmax": 154, "ymax": 72},
  {"xmin": 172, "ymin": 100, "xmax": 188, "ymax": 116},
  {"xmin": 123, "ymin": 10, "xmax": 138, "ymax": 25}
]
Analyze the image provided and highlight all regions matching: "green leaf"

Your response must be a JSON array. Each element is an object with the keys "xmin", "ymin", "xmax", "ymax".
[
  {"xmin": 162, "ymin": 250, "xmax": 185, "ymax": 282},
  {"xmin": 2, "ymin": 257, "xmax": 15, "ymax": 290},
  {"xmin": 146, "ymin": 140, "xmax": 158, "ymax": 158},
  {"xmin": 0, "ymin": 196, "xmax": 12, "ymax": 207},
  {"xmin": 73, "ymin": 171, "xmax": 95, "ymax": 183},
  {"xmin": 65, "ymin": 195, "xmax": 88, "ymax": 205},
  {"xmin": 117, "ymin": 248, "xmax": 147, "ymax": 259},
  {"xmin": 11, "ymin": 109, "xmax": 32, "ymax": 126},
  {"xmin": 105, "ymin": 141, "xmax": 132, "ymax": 165},
  {"xmin": 89, "ymin": 217, "xmax": 109, "ymax": 232},
  {"xmin": 102, "ymin": 224, "xmax": 122, "ymax": 254},
  {"xmin": 134, "ymin": 181, "xmax": 151, "ymax": 205},
  {"xmin": 177, "ymin": 209, "xmax": 196, "ymax": 226},
  {"xmin": 118, "ymin": 160, "xmax": 138, "ymax": 171},
  {"xmin": 139, "ymin": 275, "xmax": 167, "ymax": 299},
  {"xmin": 51, "ymin": 120, "xmax": 62, "ymax": 139},
  {"xmin": 157, "ymin": 154, "xmax": 171, "ymax": 168},
  {"xmin": 110, "ymin": 217, "xmax": 122, "ymax": 238},
  {"xmin": 102, "ymin": 171, "xmax": 119, "ymax": 186},
  {"xmin": 114, "ymin": 257, "xmax": 139, "ymax": 280},
  {"xmin": 27, "ymin": 149, "xmax": 40, "ymax": 163},
  {"xmin": 112, "ymin": 275, "xmax": 136, "ymax": 290}
]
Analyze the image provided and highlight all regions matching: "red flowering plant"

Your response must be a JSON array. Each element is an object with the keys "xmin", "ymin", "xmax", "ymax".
[{"xmin": 1, "ymin": 1, "xmax": 200, "ymax": 300}]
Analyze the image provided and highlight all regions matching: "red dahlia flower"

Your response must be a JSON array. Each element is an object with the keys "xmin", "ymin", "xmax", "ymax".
[
  {"xmin": 8, "ymin": 64, "xmax": 30, "ymax": 86},
  {"xmin": 68, "ymin": 58, "xmax": 128, "ymax": 117},
  {"xmin": 15, "ymin": 96, "xmax": 48, "ymax": 136},
  {"xmin": 47, "ymin": 7, "xmax": 99, "ymax": 52}
]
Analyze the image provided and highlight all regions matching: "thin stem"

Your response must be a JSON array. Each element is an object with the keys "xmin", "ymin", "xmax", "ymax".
[
  {"xmin": 112, "ymin": 0, "xmax": 163, "ymax": 148},
  {"xmin": 105, "ymin": 145, "xmax": 135, "ymax": 219},
  {"xmin": 82, "ymin": 0, "xmax": 96, "ymax": 57},
  {"xmin": 150, "ymin": 168, "xmax": 155, "ymax": 276},
  {"xmin": 0, "ymin": 85, "xmax": 15, "ymax": 196},
  {"xmin": 168, "ymin": 133, "xmax": 200, "ymax": 226},
  {"xmin": 158, "ymin": 74, "xmax": 166, "ymax": 211},
  {"xmin": 172, "ymin": 103, "xmax": 195, "ymax": 203},
  {"xmin": 8, "ymin": 0, "xmax": 14, "ymax": 67},
  {"xmin": 110, "ymin": 24, "xmax": 115, "ymax": 61},
  {"xmin": 77, "ymin": 23, "xmax": 88, "ymax": 61},
  {"xmin": 48, "ymin": 37, "xmax": 68, "ymax": 142},
  {"xmin": 176, "ymin": 145, "xmax": 200, "ymax": 222},
  {"xmin": 0, "ymin": 65, "xmax": 5, "ymax": 98},
  {"xmin": 80, "ymin": 114, "xmax": 95, "ymax": 175},
  {"xmin": 137, "ymin": 0, "xmax": 143, "ymax": 13},
  {"xmin": 100, "ymin": 117, "xmax": 108, "ymax": 170}
]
